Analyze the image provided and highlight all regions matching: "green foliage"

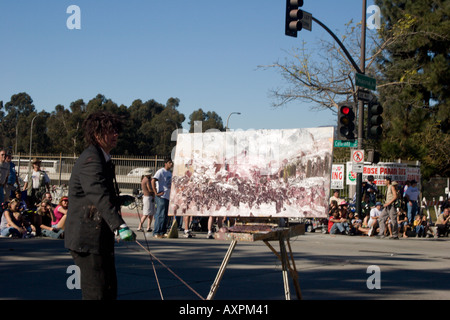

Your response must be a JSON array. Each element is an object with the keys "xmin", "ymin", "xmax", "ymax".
[
  {"xmin": 0, "ymin": 93, "xmax": 195, "ymax": 157},
  {"xmin": 188, "ymin": 108, "xmax": 224, "ymax": 133},
  {"xmin": 375, "ymin": 0, "xmax": 450, "ymax": 179}
]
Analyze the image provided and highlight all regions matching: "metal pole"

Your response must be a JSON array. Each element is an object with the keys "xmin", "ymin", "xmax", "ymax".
[
  {"xmin": 356, "ymin": 0, "xmax": 367, "ymax": 216},
  {"xmin": 28, "ymin": 115, "xmax": 38, "ymax": 172},
  {"xmin": 226, "ymin": 112, "xmax": 241, "ymax": 131}
]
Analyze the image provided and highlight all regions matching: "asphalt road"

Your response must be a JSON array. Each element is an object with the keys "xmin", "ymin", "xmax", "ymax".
[{"xmin": 1, "ymin": 214, "xmax": 449, "ymax": 302}]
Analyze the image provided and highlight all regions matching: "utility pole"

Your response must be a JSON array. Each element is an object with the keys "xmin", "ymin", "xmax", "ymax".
[
  {"xmin": 284, "ymin": 1, "xmax": 369, "ymax": 213},
  {"xmin": 355, "ymin": 0, "xmax": 367, "ymax": 216}
]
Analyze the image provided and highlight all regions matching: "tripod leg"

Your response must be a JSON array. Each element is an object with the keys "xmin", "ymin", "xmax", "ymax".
[{"xmin": 207, "ymin": 239, "xmax": 237, "ymax": 300}]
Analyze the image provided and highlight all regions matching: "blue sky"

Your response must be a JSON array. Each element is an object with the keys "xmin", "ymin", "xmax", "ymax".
[{"xmin": 0, "ymin": 0, "xmax": 377, "ymax": 131}]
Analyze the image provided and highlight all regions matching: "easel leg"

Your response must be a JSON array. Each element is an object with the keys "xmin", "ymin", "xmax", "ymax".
[
  {"xmin": 287, "ymin": 239, "xmax": 302, "ymax": 300},
  {"xmin": 265, "ymin": 238, "xmax": 302, "ymax": 300},
  {"xmin": 279, "ymin": 237, "xmax": 291, "ymax": 300},
  {"xmin": 207, "ymin": 239, "xmax": 237, "ymax": 300}
]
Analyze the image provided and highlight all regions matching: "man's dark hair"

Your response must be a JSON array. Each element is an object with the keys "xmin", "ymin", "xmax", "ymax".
[{"xmin": 82, "ymin": 111, "xmax": 124, "ymax": 146}]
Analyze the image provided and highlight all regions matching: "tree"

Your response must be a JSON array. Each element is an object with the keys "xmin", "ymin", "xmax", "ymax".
[
  {"xmin": 188, "ymin": 108, "xmax": 224, "ymax": 133},
  {"xmin": 2, "ymin": 93, "xmax": 37, "ymax": 153},
  {"xmin": 47, "ymin": 104, "xmax": 84, "ymax": 155},
  {"xmin": 374, "ymin": 0, "xmax": 450, "ymax": 178},
  {"xmin": 0, "ymin": 92, "xmax": 190, "ymax": 156},
  {"xmin": 261, "ymin": 2, "xmax": 449, "ymax": 177},
  {"xmin": 260, "ymin": 20, "xmax": 376, "ymax": 114}
]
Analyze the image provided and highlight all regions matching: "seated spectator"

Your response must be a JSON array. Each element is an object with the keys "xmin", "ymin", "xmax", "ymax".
[
  {"xmin": 414, "ymin": 214, "xmax": 428, "ymax": 238},
  {"xmin": 42, "ymin": 192, "xmax": 57, "ymax": 210},
  {"xmin": 329, "ymin": 204, "xmax": 350, "ymax": 235},
  {"xmin": 368, "ymin": 202, "xmax": 382, "ymax": 236},
  {"xmin": 357, "ymin": 216, "xmax": 371, "ymax": 235},
  {"xmin": 328, "ymin": 210, "xmax": 343, "ymax": 234},
  {"xmin": 35, "ymin": 199, "xmax": 64, "ymax": 239},
  {"xmin": 52, "ymin": 196, "xmax": 68, "ymax": 229},
  {"xmin": 328, "ymin": 200, "xmax": 338, "ymax": 216},
  {"xmin": 0, "ymin": 198, "xmax": 35, "ymax": 238},
  {"xmin": 397, "ymin": 208, "xmax": 410, "ymax": 238},
  {"xmin": 435, "ymin": 207, "xmax": 449, "ymax": 238},
  {"xmin": 13, "ymin": 190, "xmax": 28, "ymax": 212},
  {"xmin": 349, "ymin": 212, "xmax": 362, "ymax": 235},
  {"xmin": 339, "ymin": 201, "xmax": 349, "ymax": 219}
]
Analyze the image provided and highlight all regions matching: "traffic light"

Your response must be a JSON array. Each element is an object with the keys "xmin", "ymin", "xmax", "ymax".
[
  {"xmin": 367, "ymin": 100, "xmax": 383, "ymax": 139},
  {"xmin": 285, "ymin": 0, "xmax": 304, "ymax": 37},
  {"xmin": 337, "ymin": 103, "xmax": 355, "ymax": 140},
  {"xmin": 367, "ymin": 150, "xmax": 380, "ymax": 164}
]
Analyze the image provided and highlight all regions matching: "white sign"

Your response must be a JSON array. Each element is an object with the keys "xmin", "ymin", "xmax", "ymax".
[
  {"xmin": 331, "ymin": 164, "xmax": 345, "ymax": 189},
  {"xmin": 346, "ymin": 162, "xmax": 357, "ymax": 185},
  {"xmin": 353, "ymin": 163, "xmax": 364, "ymax": 173},
  {"xmin": 301, "ymin": 11, "xmax": 312, "ymax": 31},
  {"xmin": 352, "ymin": 150, "xmax": 365, "ymax": 163},
  {"xmin": 348, "ymin": 162, "xmax": 421, "ymax": 186}
]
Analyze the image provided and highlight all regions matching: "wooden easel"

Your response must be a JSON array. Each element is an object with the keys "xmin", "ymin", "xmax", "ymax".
[{"xmin": 206, "ymin": 222, "xmax": 304, "ymax": 300}]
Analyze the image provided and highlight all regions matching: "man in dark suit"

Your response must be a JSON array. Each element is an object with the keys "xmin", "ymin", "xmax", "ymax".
[{"xmin": 65, "ymin": 111, "xmax": 135, "ymax": 300}]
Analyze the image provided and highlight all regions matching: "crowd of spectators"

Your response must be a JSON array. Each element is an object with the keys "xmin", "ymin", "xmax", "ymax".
[
  {"xmin": 325, "ymin": 176, "xmax": 450, "ymax": 239},
  {"xmin": 0, "ymin": 190, "xmax": 66, "ymax": 239},
  {"xmin": 0, "ymin": 151, "xmax": 66, "ymax": 239}
]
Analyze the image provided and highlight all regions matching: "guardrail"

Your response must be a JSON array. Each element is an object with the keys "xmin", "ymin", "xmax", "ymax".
[{"xmin": 12, "ymin": 153, "xmax": 170, "ymax": 194}]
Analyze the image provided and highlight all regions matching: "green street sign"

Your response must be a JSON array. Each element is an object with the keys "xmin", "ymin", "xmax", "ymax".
[
  {"xmin": 334, "ymin": 140, "xmax": 358, "ymax": 148},
  {"xmin": 355, "ymin": 73, "xmax": 376, "ymax": 91}
]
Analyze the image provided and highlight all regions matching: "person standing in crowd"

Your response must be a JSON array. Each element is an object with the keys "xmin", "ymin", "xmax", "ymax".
[
  {"xmin": 22, "ymin": 158, "xmax": 50, "ymax": 209},
  {"xmin": 151, "ymin": 159, "xmax": 173, "ymax": 238},
  {"xmin": 0, "ymin": 149, "xmax": 9, "ymax": 204},
  {"xmin": 405, "ymin": 180, "xmax": 420, "ymax": 223},
  {"xmin": 5, "ymin": 152, "xmax": 19, "ymax": 201},
  {"xmin": 364, "ymin": 175, "xmax": 378, "ymax": 205},
  {"xmin": 378, "ymin": 178, "xmax": 398, "ymax": 239},
  {"xmin": 137, "ymin": 172, "xmax": 155, "ymax": 232},
  {"xmin": 329, "ymin": 190, "xmax": 343, "ymax": 204},
  {"xmin": 64, "ymin": 111, "xmax": 135, "ymax": 300}
]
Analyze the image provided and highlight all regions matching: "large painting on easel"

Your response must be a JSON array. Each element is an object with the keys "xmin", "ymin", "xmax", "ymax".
[{"xmin": 169, "ymin": 127, "xmax": 334, "ymax": 218}]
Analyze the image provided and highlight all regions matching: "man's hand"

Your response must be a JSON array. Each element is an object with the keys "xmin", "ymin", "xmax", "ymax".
[
  {"xmin": 119, "ymin": 195, "xmax": 135, "ymax": 207},
  {"xmin": 118, "ymin": 225, "xmax": 136, "ymax": 241}
]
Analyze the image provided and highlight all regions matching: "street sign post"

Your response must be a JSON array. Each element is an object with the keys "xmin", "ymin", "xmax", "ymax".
[
  {"xmin": 355, "ymin": 73, "xmax": 376, "ymax": 91},
  {"xmin": 352, "ymin": 149, "xmax": 364, "ymax": 164},
  {"xmin": 334, "ymin": 140, "xmax": 358, "ymax": 148},
  {"xmin": 351, "ymin": 149, "xmax": 364, "ymax": 173},
  {"xmin": 357, "ymin": 88, "xmax": 372, "ymax": 102}
]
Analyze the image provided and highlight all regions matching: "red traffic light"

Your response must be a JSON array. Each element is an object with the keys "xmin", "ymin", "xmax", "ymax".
[
  {"xmin": 337, "ymin": 103, "xmax": 355, "ymax": 140},
  {"xmin": 340, "ymin": 106, "xmax": 351, "ymax": 115}
]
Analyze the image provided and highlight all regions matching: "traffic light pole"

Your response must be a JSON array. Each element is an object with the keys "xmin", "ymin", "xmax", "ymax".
[
  {"xmin": 286, "ymin": 0, "xmax": 368, "ymax": 215},
  {"xmin": 356, "ymin": 0, "xmax": 367, "ymax": 217},
  {"xmin": 311, "ymin": 2, "xmax": 367, "ymax": 215}
]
